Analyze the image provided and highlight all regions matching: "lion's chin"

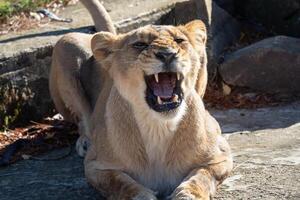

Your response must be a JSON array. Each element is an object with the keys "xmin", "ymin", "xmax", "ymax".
[{"xmin": 144, "ymin": 72, "xmax": 184, "ymax": 113}]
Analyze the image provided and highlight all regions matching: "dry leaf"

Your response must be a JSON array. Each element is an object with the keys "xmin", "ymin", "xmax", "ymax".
[
  {"xmin": 21, "ymin": 154, "xmax": 31, "ymax": 160},
  {"xmin": 222, "ymin": 82, "xmax": 231, "ymax": 96}
]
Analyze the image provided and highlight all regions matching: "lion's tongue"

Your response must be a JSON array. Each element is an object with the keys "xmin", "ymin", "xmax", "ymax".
[
  {"xmin": 152, "ymin": 84, "xmax": 174, "ymax": 98},
  {"xmin": 149, "ymin": 73, "xmax": 176, "ymax": 98}
]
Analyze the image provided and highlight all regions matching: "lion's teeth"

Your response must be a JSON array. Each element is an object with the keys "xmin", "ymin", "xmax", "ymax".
[
  {"xmin": 177, "ymin": 73, "xmax": 180, "ymax": 81},
  {"xmin": 172, "ymin": 94, "xmax": 179, "ymax": 102},
  {"xmin": 154, "ymin": 74, "xmax": 159, "ymax": 83},
  {"xmin": 157, "ymin": 96, "xmax": 163, "ymax": 104}
]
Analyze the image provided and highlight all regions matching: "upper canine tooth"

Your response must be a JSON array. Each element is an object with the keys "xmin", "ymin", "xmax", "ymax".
[
  {"xmin": 154, "ymin": 74, "xmax": 159, "ymax": 83},
  {"xmin": 177, "ymin": 73, "xmax": 180, "ymax": 81},
  {"xmin": 157, "ymin": 96, "xmax": 163, "ymax": 104},
  {"xmin": 172, "ymin": 94, "xmax": 179, "ymax": 102}
]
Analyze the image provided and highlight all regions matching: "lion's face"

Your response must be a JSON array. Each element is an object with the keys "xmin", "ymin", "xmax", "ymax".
[{"xmin": 92, "ymin": 20, "xmax": 207, "ymax": 118}]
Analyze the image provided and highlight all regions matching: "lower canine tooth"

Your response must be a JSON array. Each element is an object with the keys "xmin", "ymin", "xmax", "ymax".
[
  {"xmin": 157, "ymin": 96, "xmax": 163, "ymax": 104},
  {"xmin": 154, "ymin": 74, "xmax": 159, "ymax": 83},
  {"xmin": 177, "ymin": 73, "xmax": 180, "ymax": 80},
  {"xmin": 172, "ymin": 94, "xmax": 179, "ymax": 102}
]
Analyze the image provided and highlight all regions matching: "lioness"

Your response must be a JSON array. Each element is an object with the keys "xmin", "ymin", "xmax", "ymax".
[{"xmin": 49, "ymin": 0, "xmax": 233, "ymax": 199}]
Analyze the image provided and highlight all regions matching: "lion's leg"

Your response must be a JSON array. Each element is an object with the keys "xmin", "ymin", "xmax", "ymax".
[
  {"xmin": 85, "ymin": 162, "xmax": 157, "ymax": 200},
  {"xmin": 55, "ymin": 70, "xmax": 92, "ymax": 128},
  {"xmin": 205, "ymin": 111, "xmax": 221, "ymax": 136},
  {"xmin": 171, "ymin": 136, "xmax": 233, "ymax": 200},
  {"xmin": 51, "ymin": 63, "xmax": 92, "ymax": 156},
  {"xmin": 54, "ymin": 63, "xmax": 92, "ymax": 156},
  {"xmin": 50, "ymin": 35, "xmax": 94, "ymax": 156},
  {"xmin": 49, "ymin": 67, "xmax": 74, "ymax": 122}
]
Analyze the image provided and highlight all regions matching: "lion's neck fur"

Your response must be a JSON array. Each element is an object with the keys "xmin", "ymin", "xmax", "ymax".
[
  {"xmin": 107, "ymin": 72, "xmax": 187, "ymax": 165},
  {"xmin": 106, "ymin": 85, "xmax": 187, "ymax": 162},
  {"xmin": 133, "ymin": 101, "xmax": 186, "ymax": 164},
  {"xmin": 132, "ymin": 102, "xmax": 187, "ymax": 193},
  {"xmin": 104, "ymin": 86, "xmax": 188, "ymax": 193}
]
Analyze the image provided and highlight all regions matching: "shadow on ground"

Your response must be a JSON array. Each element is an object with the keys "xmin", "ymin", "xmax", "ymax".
[
  {"xmin": 0, "ymin": 26, "xmax": 94, "ymax": 44},
  {"xmin": 0, "ymin": 148, "xmax": 103, "ymax": 200},
  {"xmin": 210, "ymin": 101, "xmax": 300, "ymax": 133}
]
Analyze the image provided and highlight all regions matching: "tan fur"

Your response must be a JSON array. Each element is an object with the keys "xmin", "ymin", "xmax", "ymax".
[
  {"xmin": 80, "ymin": 0, "xmax": 116, "ymax": 33},
  {"xmin": 50, "ymin": 2, "xmax": 232, "ymax": 199}
]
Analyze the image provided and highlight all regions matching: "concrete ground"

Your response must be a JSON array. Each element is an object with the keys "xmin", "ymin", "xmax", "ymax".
[
  {"xmin": 0, "ymin": 102, "xmax": 299, "ymax": 200},
  {"xmin": 214, "ymin": 102, "xmax": 300, "ymax": 200}
]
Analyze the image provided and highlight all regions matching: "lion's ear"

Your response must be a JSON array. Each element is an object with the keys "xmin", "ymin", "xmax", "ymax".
[
  {"xmin": 183, "ymin": 20, "xmax": 208, "ymax": 98},
  {"xmin": 184, "ymin": 20, "xmax": 207, "ymax": 52},
  {"xmin": 91, "ymin": 32, "xmax": 117, "ymax": 61}
]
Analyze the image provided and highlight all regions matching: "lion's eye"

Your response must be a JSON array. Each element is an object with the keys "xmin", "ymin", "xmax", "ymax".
[
  {"xmin": 132, "ymin": 42, "xmax": 149, "ymax": 50},
  {"xmin": 174, "ymin": 38, "xmax": 185, "ymax": 44}
]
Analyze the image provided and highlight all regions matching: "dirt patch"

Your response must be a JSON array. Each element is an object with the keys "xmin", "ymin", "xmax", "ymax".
[
  {"xmin": 203, "ymin": 83, "xmax": 295, "ymax": 110},
  {"xmin": 0, "ymin": 117, "xmax": 78, "ymax": 166},
  {"xmin": 0, "ymin": 0, "xmax": 78, "ymax": 35}
]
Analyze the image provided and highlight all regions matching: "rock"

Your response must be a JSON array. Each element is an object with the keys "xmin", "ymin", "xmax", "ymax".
[
  {"xmin": 219, "ymin": 36, "xmax": 300, "ymax": 94},
  {"xmin": 194, "ymin": 0, "xmax": 241, "ymax": 74},
  {"xmin": 235, "ymin": 0, "xmax": 300, "ymax": 37},
  {"xmin": 208, "ymin": 1, "xmax": 240, "ymax": 60},
  {"xmin": 213, "ymin": 0, "xmax": 235, "ymax": 15},
  {"xmin": 161, "ymin": 0, "xmax": 241, "ymax": 74},
  {"xmin": 194, "ymin": 0, "xmax": 241, "ymax": 67}
]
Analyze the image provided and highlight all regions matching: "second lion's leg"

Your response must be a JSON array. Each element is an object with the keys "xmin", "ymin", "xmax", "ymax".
[
  {"xmin": 50, "ymin": 35, "xmax": 93, "ymax": 156},
  {"xmin": 56, "ymin": 66, "xmax": 92, "ymax": 156}
]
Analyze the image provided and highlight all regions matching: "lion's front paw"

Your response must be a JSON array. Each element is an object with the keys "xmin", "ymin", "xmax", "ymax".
[
  {"xmin": 171, "ymin": 193, "xmax": 201, "ymax": 200},
  {"xmin": 170, "ymin": 187, "xmax": 210, "ymax": 200},
  {"xmin": 76, "ymin": 135, "xmax": 90, "ymax": 157},
  {"xmin": 132, "ymin": 190, "xmax": 158, "ymax": 200}
]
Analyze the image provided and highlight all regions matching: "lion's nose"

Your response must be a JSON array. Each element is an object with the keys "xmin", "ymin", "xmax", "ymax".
[{"xmin": 155, "ymin": 51, "xmax": 176, "ymax": 64}]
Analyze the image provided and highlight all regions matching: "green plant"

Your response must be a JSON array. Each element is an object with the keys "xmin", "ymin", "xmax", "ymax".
[
  {"xmin": 0, "ymin": 1, "xmax": 13, "ymax": 18},
  {"xmin": 0, "ymin": 84, "xmax": 33, "ymax": 131},
  {"xmin": 0, "ymin": 0, "xmax": 69, "ymax": 21}
]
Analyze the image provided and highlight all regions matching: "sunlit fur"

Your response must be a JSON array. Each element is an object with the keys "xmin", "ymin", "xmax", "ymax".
[{"xmin": 50, "ymin": 20, "xmax": 232, "ymax": 200}]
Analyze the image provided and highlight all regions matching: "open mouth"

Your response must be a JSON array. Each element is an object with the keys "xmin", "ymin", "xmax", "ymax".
[{"xmin": 145, "ymin": 72, "xmax": 183, "ymax": 112}]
